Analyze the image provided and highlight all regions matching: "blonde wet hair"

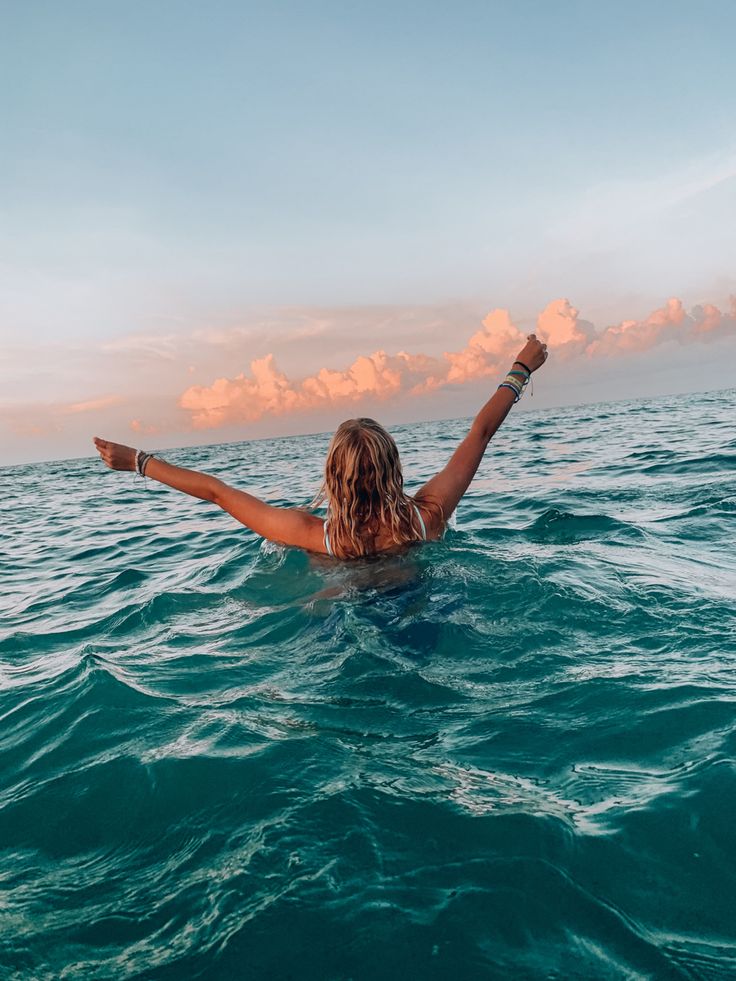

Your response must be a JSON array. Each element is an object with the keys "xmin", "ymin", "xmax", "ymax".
[{"xmin": 310, "ymin": 417, "xmax": 443, "ymax": 559}]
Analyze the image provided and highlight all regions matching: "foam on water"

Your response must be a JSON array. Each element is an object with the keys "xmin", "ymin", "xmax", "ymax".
[{"xmin": 1, "ymin": 388, "xmax": 735, "ymax": 979}]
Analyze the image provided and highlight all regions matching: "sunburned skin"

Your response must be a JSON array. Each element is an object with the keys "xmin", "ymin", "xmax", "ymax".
[{"xmin": 93, "ymin": 335, "xmax": 548, "ymax": 558}]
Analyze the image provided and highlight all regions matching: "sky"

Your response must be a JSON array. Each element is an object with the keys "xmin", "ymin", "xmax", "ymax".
[{"xmin": 1, "ymin": 0, "xmax": 735, "ymax": 465}]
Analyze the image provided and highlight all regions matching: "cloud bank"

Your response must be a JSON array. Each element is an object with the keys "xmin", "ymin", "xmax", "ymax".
[{"xmin": 178, "ymin": 295, "xmax": 736, "ymax": 430}]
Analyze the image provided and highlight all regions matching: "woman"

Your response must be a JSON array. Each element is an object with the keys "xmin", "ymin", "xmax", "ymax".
[{"xmin": 94, "ymin": 335, "xmax": 548, "ymax": 559}]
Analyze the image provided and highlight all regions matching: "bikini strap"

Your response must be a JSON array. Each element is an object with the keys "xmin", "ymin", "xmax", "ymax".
[
  {"xmin": 323, "ymin": 519, "xmax": 333, "ymax": 556},
  {"xmin": 412, "ymin": 502, "xmax": 427, "ymax": 541}
]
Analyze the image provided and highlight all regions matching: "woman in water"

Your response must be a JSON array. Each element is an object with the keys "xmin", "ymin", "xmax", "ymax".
[{"xmin": 94, "ymin": 335, "xmax": 547, "ymax": 559}]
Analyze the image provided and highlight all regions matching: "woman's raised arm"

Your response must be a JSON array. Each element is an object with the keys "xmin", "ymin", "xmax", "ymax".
[
  {"xmin": 415, "ymin": 335, "xmax": 548, "ymax": 527},
  {"xmin": 92, "ymin": 437, "xmax": 323, "ymax": 551}
]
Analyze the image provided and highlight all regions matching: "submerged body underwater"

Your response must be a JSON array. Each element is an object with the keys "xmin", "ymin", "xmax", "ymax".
[{"xmin": 2, "ymin": 387, "xmax": 735, "ymax": 979}]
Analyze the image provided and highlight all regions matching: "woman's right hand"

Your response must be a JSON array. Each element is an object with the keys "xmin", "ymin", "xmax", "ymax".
[
  {"xmin": 93, "ymin": 436, "xmax": 137, "ymax": 471},
  {"xmin": 514, "ymin": 333, "xmax": 548, "ymax": 373}
]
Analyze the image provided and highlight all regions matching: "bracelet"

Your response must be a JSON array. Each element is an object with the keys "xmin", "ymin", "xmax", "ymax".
[
  {"xmin": 513, "ymin": 360, "xmax": 532, "ymax": 375},
  {"xmin": 498, "ymin": 362, "xmax": 532, "ymax": 404},
  {"xmin": 498, "ymin": 382, "xmax": 523, "ymax": 403},
  {"xmin": 135, "ymin": 450, "xmax": 154, "ymax": 476}
]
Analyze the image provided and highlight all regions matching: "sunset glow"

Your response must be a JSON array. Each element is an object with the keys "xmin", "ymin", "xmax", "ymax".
[
  {"xmin": 176, "ymin": 296, "xmax": 736, "ymax": 431},
  {"xmin": 1, "ymin": 3, "xmax": 734, "ymax": 465}
]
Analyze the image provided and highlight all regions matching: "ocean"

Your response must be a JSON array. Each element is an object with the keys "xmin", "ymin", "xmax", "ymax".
[{"xmin": 1, "ymin": 387, "xmax": 735, "ymax": 980}]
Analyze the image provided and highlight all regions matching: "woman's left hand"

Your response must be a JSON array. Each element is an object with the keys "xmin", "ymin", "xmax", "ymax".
[
  {"xmin": 93, "ymin": 437, "xmax": 137, "ymax": 471},
  {"xmin": 513, "ymin": 333, "xmax": 548, "ymax": 373}
]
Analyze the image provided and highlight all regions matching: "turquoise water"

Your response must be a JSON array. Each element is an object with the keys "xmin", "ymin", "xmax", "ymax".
[{"xmin": 2, "ymin": 388, "xmax": 735, "ymax": 980}]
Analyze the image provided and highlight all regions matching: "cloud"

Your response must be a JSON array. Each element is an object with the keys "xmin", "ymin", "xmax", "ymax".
[
  {"xmin": 438, "ymin": 309, "xmax": 525, "ymax": 387},
  {"xmin": 3, "ymin": 293, "xmax": 734, "ymax": 463},
  {"xmin": 101, "ymin": 333, "xmax": 182, "ymax": 362},
  {"xmin": 536, "ymin": 299, "xmax": 596, "ymax": 357},
  {"xmin": 177, "ymin": 294, "xmax": 736, "ymax": 431},
  {"xmin": 587, "ymin": 296, "xmax": 736, "ymax": 357},
  {"xmin": 179, "ymin": 350, "xmax": 443, "ymax": 429},
  {"xmin": 130, "ymin": 418, "xmax": 163, "ymax": 436},
  {"xmin": 0, "ymin": 393, "xmax": 125, "ymax": 444},
  {"xmin": 63, "ymin": 395, "xmax": 124, "ymax": 414}
]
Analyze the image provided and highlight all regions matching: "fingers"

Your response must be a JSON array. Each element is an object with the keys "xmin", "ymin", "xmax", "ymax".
[{"xmin": 93, "ymin": 436, "xmax": 114, "ymax": 468}]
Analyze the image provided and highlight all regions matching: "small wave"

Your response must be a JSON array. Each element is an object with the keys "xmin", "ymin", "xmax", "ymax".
[
  {"xmin": 525, "ymin": 507, "xmax": 644, "ymax": 543},
  {"xmin": 640, "ymin": 451, "xmax": 736, "ymax": 475}
]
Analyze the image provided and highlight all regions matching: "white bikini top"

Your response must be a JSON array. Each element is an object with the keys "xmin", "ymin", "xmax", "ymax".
[{"xmin": 323, "ymin": 502, "xmax": 427, "ymax": 556}]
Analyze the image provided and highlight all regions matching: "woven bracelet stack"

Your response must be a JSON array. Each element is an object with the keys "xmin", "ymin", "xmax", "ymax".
[
  {"xmin": 498, "ymin": 360, "xmax": 532, "ymax": 403},
  {"xmin": 135, "ymin": 449, "xmax": 154, "ymax": 477}
]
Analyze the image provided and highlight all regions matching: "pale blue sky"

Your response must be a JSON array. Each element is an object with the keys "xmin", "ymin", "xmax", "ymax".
[{"xmin": 1, "ymin": 1, "xmax": 735, "ymax": 463}]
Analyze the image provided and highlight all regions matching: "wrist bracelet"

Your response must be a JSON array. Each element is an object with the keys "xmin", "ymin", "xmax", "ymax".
[
  {"xmin": 135, "ymin": 450, "xmax": 154, "ymax": 476},
  {"xmin": 498, "ymin": 361, "xmax": 532, "ymax": 404},
  {"xmin": 498, "ymin": 382, "xmax": 523, "ymax": 402},
  {"xmin": 513, "ymin": 360, "xmax": 532, "ymax": 375}
]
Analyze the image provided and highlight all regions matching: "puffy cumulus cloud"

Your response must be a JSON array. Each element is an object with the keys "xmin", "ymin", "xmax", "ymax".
[
  {"xmin": 536, "ymin": 299, "xmax": 596, "ymax": 357},
  {"xmin": 180, "ymin": 350, "xmax": 444, "ymax": 430},
  {"xmin": 691, "ymin": 303, "xmax": 723, "ymax": 334},
  {"xmin": 587, "ymin": 297, "xmax": 687, "ymax": 356},
  {"xmin": 690, "ymin": 295, "xmax": 736, "ymax": 337},
  {"xmin": 176, "ymin": 294, "xmax": 736, "ymax": 431},
  {"xmin": 587, "ymin": 296, "xmax": 736, "ymax": 357},
  {"xmin": 440, "ymin": 309, "xmax": 526, "ymax": 386},
  {"xmin": 180, "ymin": 355, "xmax": 300, "ymax": 429},
  {"xmin": 178, "ymin": 308, "xmax": 527, "ymax": 429}
]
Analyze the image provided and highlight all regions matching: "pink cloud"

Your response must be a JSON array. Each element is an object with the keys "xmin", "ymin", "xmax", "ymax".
[
  {"xmin": 439, "ymin": 309, "xmax": 525, "ymax": 387},
  {"xmin": 690, "ymin": 296, "xmax": 736, "ymax": 336},
  {"xmin": 536, "ymin": 299, "xmax": 596, "ymax": 357},
  {"xmin": 177, "ymin": 294, "xmax": 736, "ymax": 431},
  {"xmin": 130, "ymin": 418, "xmax": 163, "ymax": 436},
  {"xmin": 586, "ymin": 297, "xmax": 687, "ymax": 356},
  {"xmin": 587, "ymin": 295, "xmax": 736, "ymax": 357},
  {"xmin": 179, "ymin": 350, "xmax": 442, "ymax": 429},
  {"xmin": 63, "ymin": 395, "xmax": 123, "ymax": 414}
]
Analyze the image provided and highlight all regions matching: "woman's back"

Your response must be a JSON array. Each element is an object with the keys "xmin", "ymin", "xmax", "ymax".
[
  {"xmin": 313, "ymin": 417, "xmax": 443, "ymax": 560},
  {"xmin": 323, "ymin": 498, "xmax": 427, "ymax": 557}
]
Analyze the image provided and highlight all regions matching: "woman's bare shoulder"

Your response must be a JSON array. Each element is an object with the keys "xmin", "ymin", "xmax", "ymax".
[{"xmin": 414, "ymin": 498, "xmax": 445, "ymax": 542}]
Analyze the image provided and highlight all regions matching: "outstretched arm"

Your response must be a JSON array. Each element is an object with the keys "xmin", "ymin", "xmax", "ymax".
[
  {"xmin": 415, "ymin": 334, "xmax": 548, "ymax": 525},
  {"xmin": 92, "ymin": 438, "xmax": 323, "ymax": 551}
]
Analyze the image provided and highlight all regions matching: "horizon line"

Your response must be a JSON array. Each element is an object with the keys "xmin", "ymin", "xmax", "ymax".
[{"xmin": 2, "ymin": 382, "xmax": 733, "ymax": 472}]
